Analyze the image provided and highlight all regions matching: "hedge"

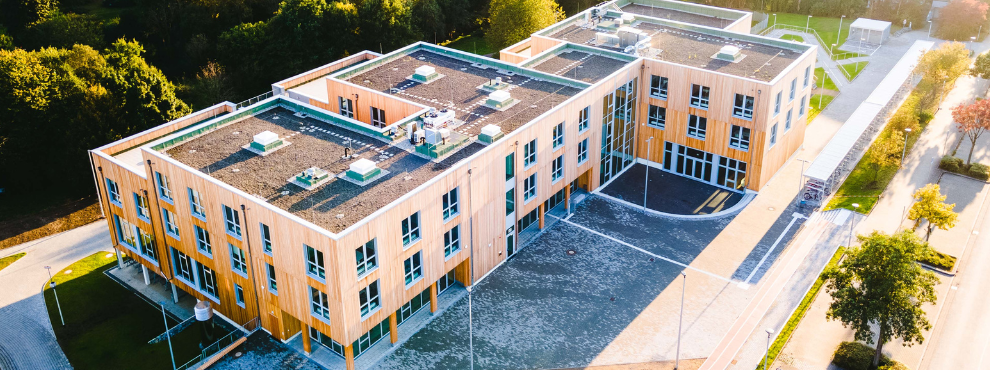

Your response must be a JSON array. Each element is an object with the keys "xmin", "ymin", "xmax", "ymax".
[
  {"xmin": 939, "ymin": 155, "xmax": 990, "ymax": 181},
  {"xmin": 919, "ymin": 247, "xmax": 956, "ymax": 271},
  {"xmin": 832, "ymin": 341, "xmax": 905, "ymax": 370}
]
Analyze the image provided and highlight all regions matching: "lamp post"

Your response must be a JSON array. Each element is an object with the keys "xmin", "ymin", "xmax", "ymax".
[
  {"xmin": 772, "ymin": 13, "xmax": 777, "ymax": 28},
  {"xmin": 836, "ymin": 15, "xmax": 846, "ymax": 47},
  {"xmin": 161, "ymin": 303, "xmax": 176, "ymax": 370},
  {"xmin": 44, "ymin": 266, "xmax": 64, "ymax": 326},
  {"xmin": 675, "ymin": 272, "xmax": 687, "ymax": 370},
  {"xmin": 643, "ymin": 137, "xmax": 654, "ymax": 213},
  {"xmin": 764, "ymin": 328, "xmax": 774, "ymax": 370},
  {"xmin": 849, "ymin": 203, "xmax": 860, "ymax": 246},
  {"xmin": 806, "ymin": 15, "xmax": 812, "ymax": 33},
  {"xmin": 901, "ymin": 128, "xmax": 912, "ymax": 166},
  {"xmin": 928, "ymin": 21, "xmax": 933, "ymax": 39}
]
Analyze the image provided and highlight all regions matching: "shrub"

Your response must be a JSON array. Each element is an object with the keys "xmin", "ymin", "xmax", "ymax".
[
  {"xmin": 970, "ymin": 163, "xmax": 990, "ymax": 180},
  {"xmin": 879, "ymin": 362, "xmax": 911, "ymax": 370},
  {"xmin": 919, "ymin": 247, "xmax": 956, "ymax": 271},
  {"xmin": 940, "ymin": 155, "xmax": 964, "ymax": 172},
  {"xmin": 833, "ymin": 342, "xmax": 892, "ymax": 370}
]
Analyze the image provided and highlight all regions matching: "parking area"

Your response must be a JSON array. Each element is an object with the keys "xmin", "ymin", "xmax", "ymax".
[
  {"xmin": 599, "ymin": 164, "xmax": 746, "ymax": 216},
  {"xmin": 373, "ymin": 194, "xmax": 810, "ymax": 369}
]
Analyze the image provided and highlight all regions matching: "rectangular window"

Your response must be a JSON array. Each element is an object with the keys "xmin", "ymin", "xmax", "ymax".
[
  {"xmin": 197, "ymin": 264, "xmax": 218, "ymax": 299},
  {"xmin": 650, "ymin": 75, "xmax": 668, "ymax": 99},
  {"xmin": 138, "ymin": 228, "xmax": 157, "ymax": 262},
  {"xmin": 306, "ymin": 244, "xmax": 326, "ymax": 280},
  {"xmin": 552, "ymin": 123, "xmax": 564, "ymax": 149},
  {"xmin": 359, "ymin": 280, "xmax": 381, "ymax": 318},
  {"xmin": 804, "ymin": 66, "xmax": 811, "ymax": 87},
  {"xmin": 770, "ymin": 123, "xmax": 778, "ymax": 147},
  {"xmin": 800, "ymin": 96, "xmax": 807, "ymax": 116},
  {"xmin": 523, "ymin": 173, "xmax": 537, "ymax": 202},
  {"xmin": 442, "ymin": 188, "xmax": 459, "ymax": 221},
  {"xmin": 506, "ymin": 188, "xmax": 515, "ymax": 216},
  {"xmin": 790, "ymin": 78, "xmax": 797, "ymax": 101},
  {"xmin": 162, "ymin": 209, "xmax": 179, "ymax": 239},
  {"xmin": 523, "ymin": 139, "xmax": 537, "ymax": 167},
  {"xmin": 134, "ymin": 193, "xmax": 150, "ymax": 221},
  {"xmin": 229, "ymin": 243, "xmax": 247, "ymax": 276},
  {"xmin": 404, "ymin": 251, "xmax": 423, "ymax": 286},
  {"xmin": 355, "ymin": 239, "xmax": 378, "ymax": 277},
  {"xmin": 188, "ymin": 188, "xmax": 205, "ymax": 219},
  {"xmin": 195, "ymin": 225, "xmax": 212, "ymax": 256},
  {"xmin": 260, "ymin": 223, "xmax": 273, "ymax": 254},
  {"xmin": 729, "ymin": 125, "xmax": 751, "ymax": 151},
  {"xmin": 774, "ymin": 92, "xmax": 782, "ymax": 116},
  {"xmin": 401, "ymin": 212, "xmax": 421, "ymax": 247},
  {"xmin": 267, "ymin": 263, "xmax": 278, "ymax": 294},
  {"xmin": 106, "ymin": 179, "xmax": 121, "ymax": 206},
  {"xmin": 310, "ymin": 286, "xmax": 330, "ymax": 320},
  {"xmin": 223, "ymin": 205, "xmax": 241, "ymax": 238},
  {"xmin": 155, "ymin": 172, "xmax": 172, "ymax": 202},
  {"xmin": 733, "ymin": 94, "xmax": 755, "ymax": 120},
  {"xmin": 687, "ymin": 115, "xmax": 707, "ymax": 140},
  {"xmin": 786, "ymin": 109, "xmax": 793, "ymax": 131},
  {"xmin": 370, "ymin": 107, "xmax": 386, "ymax": 128},
  {"xmin": 235, "ymin": 284, "xmax": 245, "ymax": 307},
  {"xmin": 577, "ymin": 138, "xmax": 589, "ymax": 164},
  {"xmin": 690, "ymin": 84, "xmax": 710, "ymax": 109},
  {"xmin": 114, "ymin": 215, "xmax": 137, "ymax": 249},
  {"xmin": 171, "ymin": 248, "xmax": 194, "ymax": 284},
  {"xmin": 647, "ymin": 105, "xmax": 666, "ymax": 128},
  {"xmin": 505, "ymin": 153, "xmax": 514, "ymax": 180},
  {"xmin": 551, "ymin": 156, "xmax": 563, "ymax": 183},
  {"xmin": 339, "ymin": 97, "xmax": 354, "ymax": 118},
  {"xmin": 578, "ymin": 106, "xmax": 590, "ymax": 132},
  {"xmin": 443, "ymin": 225, "xmax": 461, "ymax": 258}
]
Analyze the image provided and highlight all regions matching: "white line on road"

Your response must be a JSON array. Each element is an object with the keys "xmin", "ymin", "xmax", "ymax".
[
  {"xmin": 548, "ymin": 214, "xmax": 735, "ymax": 284},
  {"xmin": 744, "ymin": 212, "xmax": 808, "ymax": 284}
]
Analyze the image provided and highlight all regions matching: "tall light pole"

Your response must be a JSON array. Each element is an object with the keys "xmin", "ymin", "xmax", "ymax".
[
  {"xmin": 45, "ymin": 266, "xmax": 64, "ymax": 326},
  {"xmin": 467, "ymin": 168, "xmax": 475, "ymax": 370},
  {"xmin": 161, "ymin": 303, "xmax": 176, "ymax": 370},
  {"xmin": 806, "ymin": 15, "xmax": 812, "ymax": 33},
  {"xmin": 772, "ymin": 13, "xmax": 777, "ymax": 28},
  {"xmin": 849, "ymin": 203, "xmax": 860, "ymax": 246},
  {"xmin": 836, "ymin": 15, "xmax": 846, "ymax": 47},
  {"xmin": 928, "ymin": 21, "xmax": 933, "ymax": 39},
  {"xmin": 675, "ymin": 272, "xmax": 687, "ymax": 370},
  {"xmin": 764, "ymin": 328, "xmax": 774, "ymax": 370},
  {"xmin": 643, "ymin": 137, "xmax": 653, "ymax": 213},
  {"xmin": 901, "ymin": 128, "xmax": 912, "ymax": 166}
]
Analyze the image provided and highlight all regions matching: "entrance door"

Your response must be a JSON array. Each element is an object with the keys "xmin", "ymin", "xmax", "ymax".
[
  {"xmin": 506, "ymin": 226, "xmax": 516, "ymax": 257},
  {"xmin": 665, "ymin": 142, "xmax": 714, "ymax": 183}
]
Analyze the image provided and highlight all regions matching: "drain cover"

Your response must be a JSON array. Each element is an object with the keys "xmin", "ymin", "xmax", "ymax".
[
  {"xmin": 566, "ymin": 249, "xmax": 577, "ymax": 256},
  {"xmin": 649, "ymin": 257, "xmax": 655, "ymax": 262}
]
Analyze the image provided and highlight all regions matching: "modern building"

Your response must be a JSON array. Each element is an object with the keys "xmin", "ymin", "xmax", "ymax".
[{"xmin": 89, "ymin": 1, "xmax": 815, "ymax": 368}]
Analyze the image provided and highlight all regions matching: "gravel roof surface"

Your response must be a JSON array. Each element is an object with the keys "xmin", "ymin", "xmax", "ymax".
[
  {"xmin": 549, "ymin": 21, "xmax": 803, "ymax": 81},
  {"xmin": 619, "ymin": 3, "xmax": 737, "ymax": 28},
  {"xmin": 529, "ymin": 50, "xmax": 632, "ymax": 83},
  {"xmin": 165, "ymin": 107, "xmax": 481, "ymax": 233},
  {"xmin": 344, "ymin": 49, "xmax": 582, "ymax": 137}
]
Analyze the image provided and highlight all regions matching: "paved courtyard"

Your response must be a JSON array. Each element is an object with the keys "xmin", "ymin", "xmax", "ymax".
[{"xmin": 599, "ymin": 164, "xmax": 745, "ymax": 216}]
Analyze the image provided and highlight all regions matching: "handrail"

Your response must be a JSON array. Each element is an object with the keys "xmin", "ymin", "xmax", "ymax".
[
  {"xmin": 759, "ymin": 23, "xmax": 877, "ymax": 81},
  {"xmin": 236, "ymin": 91, "xmax": 274, "ymax": 110},
  {"xmin": 174, "ymin": 317, "xmax": 260, "ymax": 370}
]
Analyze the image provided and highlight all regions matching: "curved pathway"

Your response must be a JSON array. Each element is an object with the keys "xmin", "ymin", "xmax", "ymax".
[{"xmin": 0, "ymin": 221, "xmax": 112, "ymax": 370}]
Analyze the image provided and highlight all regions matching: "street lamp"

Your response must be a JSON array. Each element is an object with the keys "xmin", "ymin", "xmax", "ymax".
[
  {"xmin": 901, "ymin": 128, "xmax": 912, "ymax": 166},
  {"xmin": 44, "ymin": 266, "xmax": 64, "ymax": 326},
  {"xmin": 161, "ymin": 303, "xmax": 176, "ymax": 370},
  {"xmin": 836, "ymin": 15, "xmax": 846, "ymax": 47},
  {"xmin": 675, "ymin": 272, "xmax": 687, "ymax": 370},
  {"xmin": 928, "ymin": 21, "xmax": 933, "ymax": 39},
  {"xmin": 849, "ymin": 203, "xmax": 860, "ymax": 246},
  {"xmin": 764, "ymin": 328, "xmax": 775, "ymax": 370},
  {"xmin": 772, "ymin": 13, "xmax": 777, "ymax": 28},
  {"xmin": 643, "ymin": 137, "xmax": 654, "ymax": 213},
  {"xmin": 806, "ymin": 15, "xmax": 812, "ymax": 33}
]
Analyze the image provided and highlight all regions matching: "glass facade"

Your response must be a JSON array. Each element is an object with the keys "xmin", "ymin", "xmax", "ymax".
[{"xmin": 600, "ymin": 78, "xmax": 637, "ymax": 185}]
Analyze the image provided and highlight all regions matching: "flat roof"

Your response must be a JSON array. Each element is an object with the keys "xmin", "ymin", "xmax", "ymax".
[
  {"xmin": 527, "ymin": 50, "xmax": 633, "ymax": 83},
  {"xmin": 164, "ymin": 106, "xmax": 481, "ymax": 233},
  {"xmin": 849, "ymin": 18, "xmax": 892, "ymax": 31},
  {"xmin": 618, "ymin": 3, "xmax": 735, "ymax": 28},
  {"xmin": 342, "ymin": 49, "xmax": 582, "ymax": 137}
]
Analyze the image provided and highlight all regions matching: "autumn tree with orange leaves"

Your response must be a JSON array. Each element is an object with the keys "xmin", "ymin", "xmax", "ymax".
[{"xmin": 953, "ymin": 99, "xmax": 990, "ymax": 164}]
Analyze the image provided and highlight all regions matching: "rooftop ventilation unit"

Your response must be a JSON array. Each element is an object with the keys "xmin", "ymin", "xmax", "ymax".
[
  {"xmin": 714, "ymin": 45, "xmax": 746, "ymax": 63},
  {"xmin": 342, "ymin": 158, "xmax": 388, "ymax": 185},
  {"xmin": 479, "ymin": 124, "xmax": 503, "ymax": 144},
  {"xmin": 410, "ymin": 65, "xmax": 442, "ymax": 84},
  {"xmin": 485, "ymin": 90, "xmax": 517, "ymax": 110},
  {"xmin": 481, "ymin": 77, "xmax": 510, "ymax": 91},
  {"xmin": 290, "ymin": 166, "xmax": 332, "ymax": 190},
  {"xmin": 244, "ymin": 130, "xmax": 290, "ymax": 156},
  {"xmin": 422, "ymin": 108, "xmax": 456, "ymax": 129}
]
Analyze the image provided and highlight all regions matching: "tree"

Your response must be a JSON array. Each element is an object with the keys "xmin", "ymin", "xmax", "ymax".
[
  {"xmin": 0, "ymin": 0, "xmax": 58, "ymax": 35},
  {"xmin": 972, "ymin": 51, "xmax": 990, "ymax": 79},
  {"xmin": 359, "ymin": 0, "xmax": 418, "ymax": 52},
  {"xmin": 20, "ymin": 11, "xmax": 105, "ymax": 50},
  {"xmin": 180, "ymin": 61, "xmax": 236, "ymax": 109},
  {"xmin": 824, "ymin": 230, "xmax": 939, "ymax": 368},
  {"xmin": 952, "ymin": 99, "xmax": 990, "ymax": 164},
  {"xmin": 909, "ymin": 184, "xmax": 959, "ymax": 241},
  {"xmin": 916, "ymin": 42, "xmax": 970, "ymax": 103},
  {"xmin": 866, "ymin": 130, "xmax": 904, "ymax": 184},
  {"xmin": 485, "ymin": 0, "xmax": 564, "ymax": 51},
  {"xmin": 937, "ymin": 0, "xmax": 988, "ymax": 41}
]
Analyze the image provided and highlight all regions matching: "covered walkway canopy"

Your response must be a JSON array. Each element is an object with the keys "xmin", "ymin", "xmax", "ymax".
[{"xmin": 848, "ymin": 18, "xmax": 892, "ymax": 45}]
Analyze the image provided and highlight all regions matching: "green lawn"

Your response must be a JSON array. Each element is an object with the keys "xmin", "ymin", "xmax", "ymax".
[
  {"xmin": 808, "ymin": 94, "xmax": 835, "ymax": 123},
  {"xmin": 781, "ymin": 34, "xmax": 805, "ymax": 43},
  {"xmin": 442, "ymin": 33, "xmax": 495, "ymax": 56},
  {"xmin": 814, "ymin": 67, "xmax": 838, "ymax": 92},
  {"xmin": 769, "ymin": 13, "xmax": 849, "ymax": 50},
  {"xmin": 840, "ymin": 61, "xmax": 869, "ymax": 80},
  {"xmin": 45, "ymin": 252, "xmax": 225, "ymax": 370},
  {"xmin": 0, "ymin": 252, "xmax": 25, "ymax": 271}
]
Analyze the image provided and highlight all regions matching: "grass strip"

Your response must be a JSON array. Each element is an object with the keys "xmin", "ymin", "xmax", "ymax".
[
  {"xmin": 0, "ymin": 252, "xmax": 26, "ymax": 272},
  {"xmin": 808, "ymin": 94, "xmax": 835, "ymax": 123},
  {"xmin": 840, "ymin": 61, "xmax": 869, "ymax": 81}
]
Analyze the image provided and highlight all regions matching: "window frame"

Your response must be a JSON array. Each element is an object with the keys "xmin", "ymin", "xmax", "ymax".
[
  {"xmin": 800, "ymin": 95, "xmax": 807, "ymax": 116},
  {"xmin": 171, "ymin": 248, "xmax": 195, "ymax": 285},
  {"xmin": 235, "ymin": 284, "xmax": 245, "ymax": 307},
  {"xmin": 229, "ymin": 243, "xmax": 247, "ymax": 276},
  {"xmin": 195, "ymin": 225, "xmax": 212, "ymax": 257},
  {"xmin": 358, "ymin": 280, "xmax": 382, "ymax": 319},
  {"xmin": 310, "ymin": 286, "xmax": 331, "ymax": 321},
  {"xmin": 729, "ymin": 125, "xmax": 751, "ymax": 151},
  {"xmin": 442, "ymin": 188, "xmax": 459, "ymax": 222},
  {"xmin": 647, "ymin": 104, "xmax": 666, "ymax": 129},
  {"xmin": 260, "ymin": 223, "xmax": 273, "ymax": 255},
  {"xmin": 551, "ymin": 155, "xmax": 563, "ymax": 183},
  {"xmin": 188, "ymin": 188, "xmax": 205, "ymax": 219},
  {"xmin": 305, "ymin": 244, "xmax": 326, "ymax": 280},
  {"xmin": 223, "ymin": 205, "xmax": 242, "ymax": 238},
  {"xmin": 790, "ymin": 78, "xmax": 797, "ymax": 101},
  {"xmin": 578, "ymin": 106, "xmax": 590, "ymax": 132},
  {"xmin": 267, "ymin": 263, "xmax": 278, "ymax": 294},
  {"xmin": 577, "ymin": 138, "xmax": 589, "ymax": 164},
  {"xmin": 162, "ymin": 209, "xmax": 179, "ymax": 239},
  {"xmin": 804, "ymin": 66, "xmax": 811, "ymax": 87},
  {"xmin": 370, "ymin": 106, "xmax": 386, "ymax": 128},
  {"xmin": 732, "ymin": 94, "xmax": 755, "ymax": 120},
  {"xmin": 401, "ymin": 212, "xmax": 421, "ymax": 247},
  {"xmin": 552, "ymin": 122, "xmax": 564, "ymax": 149},
  {"xmin": 443, "ymin": 225, "xmax": 461, "ymax": 259},
  {"xmin": 155, "ymin": 172, "xmax": 173, "ymax": 203},
  {"xmin": 106, "ymin": 179, "xmax": 122, "ymax": 206},
  {"xmin": 134, "ymin": 193, "xmax": 150, "ymax": 221},
  {"xmin": 403, "ymin": 251, "xmax": 423, "ymax": 287},
  {"xmin": 687, "ymin": 115, "xmax": 708, "ymax": 140},
  {"xmin": 523, "ymin": 139, "xmax": 537, "ymax": 168},
  {"xmin": 339, "ymin": 97, "xmax": 354, "ymax": 118},
  {"xmin": 355, "ymin": 239, "xmax": 378, "ymax": 278},
  {"xmin": 769, "ymin": 123, "xmax": 778, "ymax": 148},
  {"xmin": 690, "ymin": 84, "xmax": 710, "ymax": 109},
  {"xmin": 785, "ymin": 109, "xmax": 793, "ymax": 131},
  {"xmin": 650, "ymin": 75, "xmax": 668, "ymax": 99},
  {"xmin": 774, "ymin": 92, "xmax": 782, "ymax": 116},
  {"xmin": 523, "ymin": 173, "xmax": 537, "ymax": 203}
]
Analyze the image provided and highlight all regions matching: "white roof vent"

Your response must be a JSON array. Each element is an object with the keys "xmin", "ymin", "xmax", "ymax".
[
  {"xmin": 714, "ymin": 45, "xmax": 745, "ymax": 63},
  {"xmin": 485, "ymin": 90, "xmax": 516, "ymax": 110},
  {"xmin": 342, "ymin": 158, "xmax": 389, "ymax": 185},
  {"xmin": 289, "ymin": 166, "xmax": 332, "ymax": 190},
  {"xmin": 411, "ymin": 65, "xmax": 442, "ymax": 83},
  {"xmin": 244, "ymin": 130, "xmax": 290, "ymax": 155},
  {"xmin": 479, "ymin": 124, "xmax": 503, "ymax": 144}
]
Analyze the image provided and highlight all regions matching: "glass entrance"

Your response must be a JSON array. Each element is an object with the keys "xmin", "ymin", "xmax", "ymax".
[
  {"xmin": 664, "ymin": 142, "xmax": 714, "ymax": 183},
  {"xmin": 506, "ymin": 227, "xmax": 516, "ymax": 257},
  {"xmin": 600, "ymin": 78, "xmax": 637, "ymax": 185}
]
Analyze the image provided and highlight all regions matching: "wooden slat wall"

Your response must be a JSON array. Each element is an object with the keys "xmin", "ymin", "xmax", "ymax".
[
  {"xmin": 273, "ymin": 52, "xmax": 379, "ymax": 92},
  {"xmin": 325, "ymin": 80, "xmax": 426, "ymax": 127},
  {"xmin": 727, "ymin": 13, "xmax": 753, "ymax": 33},
  {"xmin": 99, "ymin": 104, "xmax": 234, "ymax": 156},
  {"xmin": 530, "ymin": 35, "xmax": 563, "ymax": 57},
  {"xmin": 500, "ymin": 52, "xmax": 528, "ymax": 65}
]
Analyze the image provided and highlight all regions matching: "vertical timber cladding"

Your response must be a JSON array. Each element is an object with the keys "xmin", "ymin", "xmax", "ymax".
[
  {"xmin": 325, "ymin": 79, "xmax": 426, "ymax": 127},
  {"xmin": 635, "ymin": 56, "xmax": 813, "ymax": 191}
]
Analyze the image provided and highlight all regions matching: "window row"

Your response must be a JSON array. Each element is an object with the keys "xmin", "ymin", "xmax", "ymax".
[{"xmin": 651, "ymin": 68, "xmax": 812, "ymax": 122}]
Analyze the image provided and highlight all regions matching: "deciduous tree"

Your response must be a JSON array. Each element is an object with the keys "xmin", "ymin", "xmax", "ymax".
[
  {"xmin": 952, "ymin": 98, "xmax": 990, "ymax": 164},
  {"xmin": 866, "ymin": 130, "xmax": 904, "ymax": 184},
  {"xmin": 909, "ymin": 184, "xmax": 959, "ymax": 241},
  {"xmin": 917, "ymin": 42, "xmax": 971, "ymax": 103},
  {"xmin": 824, "ymin": 230, "xmax": 939, "ymax": 368},
  {"xmin": 972, "ymin": 51, "xmax": 990, "ymax": 79},
  {"xmin": 937, "ymin": 0, "xmax": 988, "ymax": 41},
  {"xmin": 485, "ymin": 0, "xmax": 564, "ymax": 51},
  {"xmin": 20, "ymin": 11, "xmax": 105, "ymax": 50}
]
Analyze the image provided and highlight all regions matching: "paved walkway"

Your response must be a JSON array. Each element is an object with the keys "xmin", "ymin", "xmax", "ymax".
[{"xmin": 0, "ymin": 221, "xmax": 112, "ymax": 370}]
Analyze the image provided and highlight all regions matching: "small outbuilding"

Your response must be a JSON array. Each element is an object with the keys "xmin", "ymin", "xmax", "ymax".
[{"xmin": 847, "ymin": 18, "xmax": 891, "ymax": 45}]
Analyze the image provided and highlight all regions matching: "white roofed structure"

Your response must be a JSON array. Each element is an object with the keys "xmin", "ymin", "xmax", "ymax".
[{"xmin": 848, "ymin": 18, "xmax": 891, "ymax": 45}]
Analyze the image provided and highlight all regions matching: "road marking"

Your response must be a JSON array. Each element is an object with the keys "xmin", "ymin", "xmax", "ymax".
[
  {"xmin": 548, "ymin": 214, "xmax": 734, "ymax": 284},
  {"xmin": 744, "ymin": 212, "xmax": 808, "ymax": 284}
]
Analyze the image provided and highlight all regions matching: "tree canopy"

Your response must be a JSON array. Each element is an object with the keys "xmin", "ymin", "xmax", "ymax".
[
  {"xmin": 908, "ymin": 184, "xmax": 958, "ymax": 241},
  {"xmin": 824, "ymin": 230, "xmax": 939, "ymax": 368},
  {"xmin": 485, "ymin": 0, "xmax": 564, "ymax": 51},
  {"xmin": 952, "ymin": 98, "xmax": 990, "ymax": 164},
  {"xmin": 937, "ymin": 0, "xmax": 988, "ymax": 41}
]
